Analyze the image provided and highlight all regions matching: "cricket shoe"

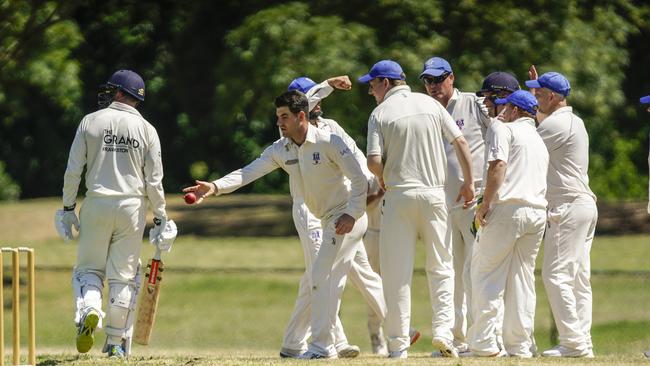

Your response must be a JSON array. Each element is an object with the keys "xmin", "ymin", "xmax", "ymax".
[
  {"xmin": 388, "ymin": 349, "xmax": 408, "ymax": 359},
  {"xmin": 298, "ymin": 350, "xmax": 337, "ymax": 359},
  {"xmin": 279, "ymin": 348, "xmax": 304, "ymax": 358},
  {"xmin": 409, "ymin": 328, "xmax": 421, "ymax": 345},
  {"xmin": 431, "ymin": 337, "xmax": 459, "ymax": 358},
  {"xmin": 76, "ymin": 309, "xmax": 100, "ymax": 353},
  {"xmin": 106, "ymin": 344, "xmax": 126, "ymax": 359},
  {"xmin": 541, "ymin": 345, "xmax": 592, "ymax": 357},
  {"xmin": 644, "ymin": 350, "xmax": 650, "ymax": 358},
  {"xmin": 337, "ymin": 344, "xmax": 360, "ymax": 358},
  {"xmin": 370, "ymin": 333, "xmax": 388, "ymax": 355}
]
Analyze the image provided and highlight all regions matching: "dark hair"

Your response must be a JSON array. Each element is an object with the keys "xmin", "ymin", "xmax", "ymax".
[{"xmin": 274, "ymin": 90, "xmax": 309, "ymax": 116}]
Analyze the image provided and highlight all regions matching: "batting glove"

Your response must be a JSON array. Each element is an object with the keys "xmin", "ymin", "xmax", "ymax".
[
  {"xmin": 55, "ymin": 205, "xmax": 80, "ymax": 242},
  {"xmin": 149, "ymin": 217, "xmax": 177, "ymax": 252},
  {"xmin": 149, "ymin": 217, "xmax": 166, "ymax": 245}
]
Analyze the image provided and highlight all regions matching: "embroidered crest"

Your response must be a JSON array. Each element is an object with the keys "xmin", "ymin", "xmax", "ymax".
[
  {"xmin": 456, "ymin": 119, "xmax": 465, "ymax": 129},
  {"xmin": 312, "ymin": 152, "xmax": 321, "ymax": 165}
]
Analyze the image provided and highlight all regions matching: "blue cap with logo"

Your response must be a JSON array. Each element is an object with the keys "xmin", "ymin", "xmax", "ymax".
[
  {"xmin": 288, "ymin": 77, "xmax": 317, "ymax": 94},
  {"xmin": 358, "ymin": 60, "xmax": 405, "ymax": 84},
  {"xmin": 494, "ymin": 90, "xmax": 538, "ymax": 115},
  {"xmin": 525, "ymin": 72, "xmax": 570, "ymax": 97},
  {"xmin": 476, "ymin": 71, "xmax": 520, "ymax": 96},
  {"xmin": 420, "ymin": 57, "xmax": 452, "ymax": 78},
  {"xmin": 640, "ymin": 95, "xmax": 650, "ymax": 104},
  {"xmin": 107, "ymin": 70, "xmax": 145, "ymax": 101}
]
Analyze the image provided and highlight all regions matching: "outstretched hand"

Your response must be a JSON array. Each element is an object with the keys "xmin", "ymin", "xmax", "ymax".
[
  {"xmin": 182, "ymin": 180, "xmax": 216, "ymax": 205},
  {"xmin": 327, "ymin": 75, "xmax": 352, "ymax": 91},
  {"xmin": 528, "ymin": 65, "xmax": 538, "ymax": 96}
]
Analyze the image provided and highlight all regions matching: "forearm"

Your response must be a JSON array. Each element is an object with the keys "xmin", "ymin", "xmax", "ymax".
[
  {"xmin": 453, "ymin": 136, "xmax": 474, "ymax": 185},
  {"xmin": 367, "ymin": 155, "xmax": 384, "ymax": 179},
  {"xmin": 482, "ymin": 161, "xmax": 506, "ymax": 205}
]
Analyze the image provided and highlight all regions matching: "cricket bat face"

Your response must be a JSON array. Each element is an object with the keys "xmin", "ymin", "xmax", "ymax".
[{"xmin": 134, "ymin": 256, "xmax": 163, "ymax": 345}]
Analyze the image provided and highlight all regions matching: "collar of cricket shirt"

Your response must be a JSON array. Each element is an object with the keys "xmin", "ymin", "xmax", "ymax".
[
  {"xmin": 384, "ymin": 85, "xmax": 411, "ymax": 101},
  {"xmin": 304, "ymin": 123, "xmax": 318, "ymax": 144},
  {"xmin": 549, "ymin": 105, "xmax": 573, "ymax": 117},
  {"xmin": 513, "ymin": 116, "xmax": 536, "ymax": 127},
  {"xmin": 446, "ymin": 88, "xmax": 461, "ymax": 112},
  {"xmin": 109, "ymin": 101, "xmax": 143, "ymax": 117}
]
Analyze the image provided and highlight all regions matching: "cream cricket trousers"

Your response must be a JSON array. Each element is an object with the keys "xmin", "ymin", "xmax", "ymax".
[
  {"xmin": 73, "ymin": 196, "xmax": 145, "ymax": 342},
  {"xmin": 75, "ymin": 196, "xmax": 146, "ymax": 282},
  {"xmin": 380, "ymin": 187, "xmax": 454, "ymax": 353},
  {"xmin": 448, "ymin": 204, "xmax": 475, "ymax": 348},
  {"xmin": 542, "ymin": 195, "xmax": 597, "ymax": 352},
  {"xmin": 362, "ymin": 198, "xmax": 384, "ymax": 337},
  {"xmin": 283, "ymin": 203, "xmax": 383, "ymax": 355},
  {"xmin": 307, "ymin": 211, "xmax": 368, "ymax": 356},
  {"xmin": 469, "ymin": 203, "xmax": 545, "ymax": 357}
]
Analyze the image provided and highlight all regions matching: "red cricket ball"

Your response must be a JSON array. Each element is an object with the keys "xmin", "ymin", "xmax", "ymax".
[{"xmin": 184, "ymin": 192, "xmax": 197, "ymax": 205}]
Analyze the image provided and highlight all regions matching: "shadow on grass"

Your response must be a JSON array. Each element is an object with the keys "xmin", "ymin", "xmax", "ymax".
[
  {"xmin": 38, "ymin": 355, "xmax": 80, "ymax": 365},
  {"xmin": 166, "ymin": 195, "xmax": 295, "ymax": 237},
  {"xmin": 592, "ymin": 320, "xmax": 650, "ymax": 354}
]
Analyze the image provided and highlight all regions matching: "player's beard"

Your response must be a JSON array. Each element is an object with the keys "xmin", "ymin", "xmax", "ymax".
[{"xmin": 309, "ymin": 110, "xmax": 322, "ymax": 120}]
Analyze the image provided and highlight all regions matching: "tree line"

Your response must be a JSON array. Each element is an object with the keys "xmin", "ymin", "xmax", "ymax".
[{"xmin": 1, "ymin": 0, "xmax": 649, "ymax": 201}]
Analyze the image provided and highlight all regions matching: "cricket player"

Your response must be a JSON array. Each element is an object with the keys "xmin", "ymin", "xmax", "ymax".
[
  {"xmin": 468, "ymin": 90, "xmax": 548, "ymax": 358},
  {"xmin": 639, "ymin": 95, "xmax": 650, "ymax": 358},
  {"xmin": 282, "ymin": 76, "xmax": 387, "ymax": 357},
  {"xmin": 186, "ymin": 90, "xmax": 372, "ymax": 359},
  {"xmin": 644, "ymin": 95, "xmax": 650, "ymax": 215},
  {"xmin": 57, "ymin": 70, "xmax": 173, "ymax": 359},
  {"xmin": 472, "ymin": 70, "xmax": 522, "ymax": 351},
  {"xmin": 525, "ymin": 70, "xmax": 598, "ymax": 358},
  {"xmin": 419, "ymin": 57, "xmax": 490, "ymax": 353},
  {"xmin": 360, "ymin": 59, "xmax": 475, "ymax": 358},
  {"xmin": 644, "ymin": 94, "xmax": 650, "ymax": 359},
  {"xmin": 297, "ymin": 76, "xmax": 422, "ymax": 355}
]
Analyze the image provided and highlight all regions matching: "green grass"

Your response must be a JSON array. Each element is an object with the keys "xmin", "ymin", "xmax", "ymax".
[{"xmin": 1, "ymin": 196, "xmax": 650, "ymax": 365}]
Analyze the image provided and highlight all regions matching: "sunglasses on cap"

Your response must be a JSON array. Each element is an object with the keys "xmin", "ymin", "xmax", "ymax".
[{"xmin": 422, "ymin": 72, "xmax": 451, "ymax": 85}]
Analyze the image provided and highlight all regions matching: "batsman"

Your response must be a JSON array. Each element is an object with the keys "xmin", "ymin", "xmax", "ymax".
[{"xmin": 57, "ymin": 69, "xmax": 176, "ymax": 359}]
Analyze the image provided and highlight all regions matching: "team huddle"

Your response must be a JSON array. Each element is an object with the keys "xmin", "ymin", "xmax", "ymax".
[{"xmin": 55, "ymin": 58, "xmax": 650, "ymax": 360}]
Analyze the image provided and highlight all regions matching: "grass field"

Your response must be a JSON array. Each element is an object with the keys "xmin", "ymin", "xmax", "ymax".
[{"xmin": 2, "ymin": 195, "xmax": 650, "ymax": 365}]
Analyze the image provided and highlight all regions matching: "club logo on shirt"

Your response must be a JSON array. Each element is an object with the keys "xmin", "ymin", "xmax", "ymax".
[
  {"xmin": 285, "ymin": 159, "xmax": 298, "ymax": 165},
  {"xmin": 339, "ymin": 147, "xmax": 352, "ymax": 157},
  {"xmin": 312, "ymin": 152, "xmax": 321, "ymax": 165},
  {"xmin": 456, "ymin": 119, "xmax": 465, "ymax": 130},
  {"xmin": 102, "ymin": 128, "xmax": 140, "ymax": 153}
]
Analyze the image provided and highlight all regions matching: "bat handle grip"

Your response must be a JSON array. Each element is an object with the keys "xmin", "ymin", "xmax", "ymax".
[{"xmin": 153, "ymin": 247, "xmax": 162, "ymax": 261}]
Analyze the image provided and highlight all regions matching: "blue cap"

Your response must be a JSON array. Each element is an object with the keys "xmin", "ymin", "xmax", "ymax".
[
  {"xmin": 525, "ymin": 72, "xmax": 570, "ymax": 97},
  {"xmin": 494, "ymin": 90, "xmax": 538, "ymax": 115},
  {"xmin": 420, "ymin": 57, "xmax": 453, "ymax": 78},
  {"xmin": 288, "ymin": 77, "xmax": 317, "ymax": 94},
  {"xmin": 641, "ymin": 95, "xmax": 650, "ymax": 104},
  {"xmin": 476, "ymin": 71, "xmax": 520, "ymax": 96},
  {"xmin": 107, "ymin": 70, "xmax": 145, "ymax": 101},
  {"xmin": 358, "ymin": 60, "xmax": 405, "ymax": 83}
]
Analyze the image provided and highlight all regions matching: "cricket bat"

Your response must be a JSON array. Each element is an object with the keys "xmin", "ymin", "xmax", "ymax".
[{"xmin": 134, "ymin": 248, "xmax": 164, "ymax": 345}]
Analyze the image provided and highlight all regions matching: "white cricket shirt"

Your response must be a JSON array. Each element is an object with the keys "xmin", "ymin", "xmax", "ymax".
[
  {"xmin": 367, "ymin": 85, "xmax": 463, "ymax": 190},
  {"xmin": 536, "ymin": 106, "xmax": 595, "ymax": 205},
  {"xmin": 443, "ymin": 89, "xmax": 490, "ymax": 207},
  {"xmin": 298, "ymin": 124, "xmax": 368, "ymax": 221},
  {"xmin": 62, "ymin": 102, "xmax": 167, "ymax": 218},
  {"xmin": 487, "ymin": 117, "xmax": 549, "ymax": 209}
]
